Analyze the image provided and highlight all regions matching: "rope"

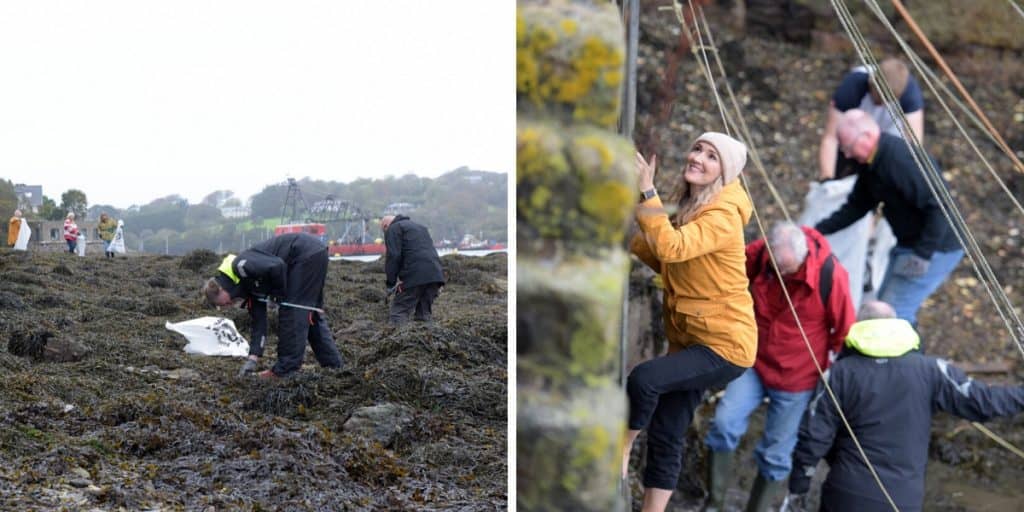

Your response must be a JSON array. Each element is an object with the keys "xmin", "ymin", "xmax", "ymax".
[
  {"xmin": 971, "ymin": 422, "xmax": 1024, "ymax": 461},
  {"xmin": 900, "ymin": 46, "xmax": 1024, "ymax": 219},
  {"xmin": 1011, "ymin": 0, "xmax": 1024, "ymax": 21},
  {"xmin": 694, "ymin": 6, "xmax": 791, "ymax": 224},
  {"xmin": 669, "ymin": 3, "xmax": 901, "ymax": 509},
  {"xmin": 889, "ymin": 0, "xmax": 1024, "ymax": 175},
  {"xmin": 840, "ymin": 0, "xmax": 1024, "ymax": 361},
  {"xmin": 856, "ymin": 0, "xmax": 1024, "ymax": 465},
  {"xmin": 664, "ymin": 1, "xmax": 792, "ymax": 222},
  {"xmin": 834, "ymin": 0, "xmax": 1024, "ymax": 363},
  {"xmin": 860, "ymin": 0, "xmax": 1024, "ymax": 218}
]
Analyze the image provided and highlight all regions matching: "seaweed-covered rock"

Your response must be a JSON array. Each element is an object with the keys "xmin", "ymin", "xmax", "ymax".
[
  {"xmin": 7, "ymin": 331, "xmax": 89, "ymax": 363},
  {"xmin": 146, "ymin": 276, "xmax": 171, "ymax": 288},
  {"xmin": 343, "ymin": 403, "xmax": 415, "ymax": 447},
  {"xmin": 143, "ymin": 296, "xmax": 180, "ymax": 316},
  {"xmin": 178, "ymin": 249, "xmax": 219, "ymax": 273},
  {"xmin": 51, "ymin": 264, "xmax": 74, "ymax": 277},
  {"xmin": 356, "ymin": 287, "xmax": 385, "ymax": 303},
  {"xmin": 33, "ymin": 294, "xmax": 69, "ymax": 308},
  {"xmin": 0, "ymin": 291, "xmax": 26, "ymax": 310}
]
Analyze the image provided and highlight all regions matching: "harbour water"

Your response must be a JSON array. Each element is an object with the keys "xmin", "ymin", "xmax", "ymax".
[{"xmin": 330, "ymin": 248, "xmax": 507, "ymax": 262}]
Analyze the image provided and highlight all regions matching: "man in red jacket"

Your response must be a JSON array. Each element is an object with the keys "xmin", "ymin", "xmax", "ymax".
[{"xmin": 703, "ymin": 222, "xmax": 855, "ymax": 512}]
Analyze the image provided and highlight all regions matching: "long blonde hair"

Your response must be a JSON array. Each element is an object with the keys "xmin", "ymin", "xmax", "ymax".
[{"xmin": 668, "ymin": 174, "xmax": 724, "ymax": 226}]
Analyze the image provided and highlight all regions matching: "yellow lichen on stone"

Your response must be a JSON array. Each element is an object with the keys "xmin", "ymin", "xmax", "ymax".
[
  {"xmin": 556, "ymin": 36, "xmax": 622, "ymax": 103},
  {"xmin": 517, "ymin": 3, "xmax": 625, "ymax": 128},
  {"xmin": 560, "ymin": 18, "xmax": 577, "ymax": 36},
  {"xmin": 518, "ymin": 122, "xmax": 633, "ymax": 246},
  {"xmin": 580, "ymin": 181, "xmax": 632, "ymax": 235}
]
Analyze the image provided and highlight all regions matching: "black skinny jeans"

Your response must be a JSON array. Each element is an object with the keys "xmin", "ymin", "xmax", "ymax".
[{"xmin": 627, "ymin": 344, "xmax": 745, "ymax": 490}]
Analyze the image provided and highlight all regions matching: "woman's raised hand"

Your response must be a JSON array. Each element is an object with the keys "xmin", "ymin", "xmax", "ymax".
[{"xmin": 636, "ymin": 152, "xmax": 657, "ymax": 192}]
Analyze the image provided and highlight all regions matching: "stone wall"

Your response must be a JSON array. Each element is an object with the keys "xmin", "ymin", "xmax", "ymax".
[
  {"xmin": 516, "ymin": 1, "xmax": 635, "ymax": 510},
  {"xmin": 23, "ymin": 221, "xmax": 106, "ymax": 254}
]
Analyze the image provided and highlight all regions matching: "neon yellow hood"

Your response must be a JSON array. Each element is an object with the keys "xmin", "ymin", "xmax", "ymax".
[{"xmin": 845, "ymin": 318, "xmax": 919, "ymax": 357}]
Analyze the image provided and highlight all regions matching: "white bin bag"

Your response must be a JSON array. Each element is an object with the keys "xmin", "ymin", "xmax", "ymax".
[
  {"xmin": 797, "ymin": 175, "xmax": 893, "ymax": 308},
  {"xmin": 165, "ymin": 316, "xmax": 250, "ymax": 357},
  {"xmin": 109, "ymin": 220, "xmax": 126, "ymax": 254},
  {"xmin": 13, "ymin": 219, "xmax": 30, "ymax": 251}
]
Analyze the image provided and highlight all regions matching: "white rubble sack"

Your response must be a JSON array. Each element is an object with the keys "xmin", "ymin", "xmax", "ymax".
[
  {"xmin": 797, "ymin": 175, "xmax": 894, "ymax": 308},
  {"xmin": 14, "ymin": 219, "xmax": 30, "ymax": 251},
  {"xmin": 165, "ymin": 316, "xmax": 249, "ymax": 357},
  {"xmin": 109, "ymin": 221, "xmax": 126, "ymax": 254}
]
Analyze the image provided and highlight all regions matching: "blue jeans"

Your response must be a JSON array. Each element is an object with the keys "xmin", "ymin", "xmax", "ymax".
[
  {"xmin": 877, "ymin": 246, "xmax": 964, "ymax": 328},
  {"xmin": 704, "ymin": 368, "xmax": 812, "ymax": 481}
]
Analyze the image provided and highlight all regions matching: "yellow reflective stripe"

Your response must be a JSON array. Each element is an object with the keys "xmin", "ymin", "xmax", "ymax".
[
  {"xmin": 845, "ymin": 318, "xmax": 919, "ymax": 357},
  {"xmin": 218, "ymin": 254, "xmax": 240, "ymax": 284}
]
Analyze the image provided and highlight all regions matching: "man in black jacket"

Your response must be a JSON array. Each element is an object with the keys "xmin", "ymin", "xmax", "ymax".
[
  {"xmin": 785, "ymin": 301, "xmax": 1024, "ymax": 511},
  {"xmin": 381, "ymin": 215, "xmax": 445, "ymax": 325},
  {"xmin": 815, "ymin": 109, "xmax": 963, "ymax": 330},
  {"xmin": 204, "ymin": 232, "xmax": 343, "ymax": 378}
]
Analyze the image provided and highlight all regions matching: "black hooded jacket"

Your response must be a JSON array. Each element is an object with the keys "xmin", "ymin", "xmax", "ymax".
[
  {"xmin": 790, "ymin": 347, "xmax": 1024, "ymax": 511},
  {"xmin": 218, "ymin": 232, "xmax": 327, "ymax": 302},
  {"xmin": 215, "ymin": 233, "xmax": 328, "ymax": 354},
  {"xmin": 384, "ymin": 215, "xmax": 444, "ymax": 289}
]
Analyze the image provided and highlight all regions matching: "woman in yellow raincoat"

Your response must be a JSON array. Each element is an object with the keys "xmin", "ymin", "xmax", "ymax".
[{"xmin": 622, "ymin": 132, "xmax": 758, "ymax": 512}]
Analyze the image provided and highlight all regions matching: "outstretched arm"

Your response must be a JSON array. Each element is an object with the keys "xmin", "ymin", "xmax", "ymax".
[
  {"xmin": 933, "ymin": 359, "xmax": 1024, "ymax": 421},
  {"xmin": 818, "ymin": 105, "xmax": 843, "ymax": 180}
]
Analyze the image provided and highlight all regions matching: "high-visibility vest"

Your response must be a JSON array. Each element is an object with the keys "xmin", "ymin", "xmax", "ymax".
[{"xmin": 218, "ymin": 254, "xmax": 240, "ymax": 284}]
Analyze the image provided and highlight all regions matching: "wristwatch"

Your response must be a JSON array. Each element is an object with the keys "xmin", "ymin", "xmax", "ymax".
[{"xmin": 640, "ymin": 187, "xmax": 658, "ymax": 202}]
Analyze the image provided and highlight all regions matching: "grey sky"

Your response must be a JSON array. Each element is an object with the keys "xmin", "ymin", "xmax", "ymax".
[{"xmin": 0, "ymin": 1, "xmax": 513, "ymax": 209}]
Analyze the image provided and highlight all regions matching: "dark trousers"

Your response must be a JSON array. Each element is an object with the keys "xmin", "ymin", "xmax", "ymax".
[
  {"xmin": 627, "ymin": 344, "xmax": 745, "ymax": 490},
  {"xmin": 820, "ymin": 485, "xmax": 912, "ymax": 512},
  {"xmin": 273, "ymin": 308, "xmax": 343, "ymax": 375},
  {"xmin": 271, "ymin": 249, "xmax": 343, "ymax": 376},
  {"xmin": 65, "ymin": 239, "xmax": 76, "ymax": 253},
  {"xmin": 388, "ymin": 283, "xmax": 441, "ymax": 325}
]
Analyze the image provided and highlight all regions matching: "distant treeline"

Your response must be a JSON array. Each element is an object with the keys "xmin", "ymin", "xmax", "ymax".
[{"xmin": 1, "ymin": 168, "xmax": 507, "ymax": 255}]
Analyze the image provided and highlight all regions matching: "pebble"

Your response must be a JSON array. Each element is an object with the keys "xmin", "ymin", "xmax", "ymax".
[{"xmin": 68, "ymin": 478, "xmax": 91, "ymax": 488}]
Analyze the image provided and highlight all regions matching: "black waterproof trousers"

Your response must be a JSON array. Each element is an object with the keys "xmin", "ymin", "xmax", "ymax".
[
  {"xmin": 271, "ymin": 248, "xmax": 343, "ymax": 375},
  {"xmin": 627, "ymin": 344, "xmax": 744, "ymax": 490}
]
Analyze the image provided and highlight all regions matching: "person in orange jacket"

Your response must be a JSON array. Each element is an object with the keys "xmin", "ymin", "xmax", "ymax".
[
  {"xmin": 623, "ymin": 132, "xmax": 758, "ymax": 512},
  {"xmin": 7, "ymin": 209, "xmax": 22, "ymax": 246}
]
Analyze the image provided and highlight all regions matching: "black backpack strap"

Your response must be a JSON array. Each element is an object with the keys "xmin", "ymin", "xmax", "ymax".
[
  {"xmin": 819, "ymin": 252, "xmax": 835, "ymax": 306},
  {"xmin": 749, "ymin": 243, "xmax": 767, "ymax": 291}
]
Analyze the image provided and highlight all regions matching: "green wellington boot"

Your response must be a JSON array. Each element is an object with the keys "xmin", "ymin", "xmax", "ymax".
[
  {"xmin": 704, "ymin": 450, "xmax": 734, "ymax": 512},
  {"xmin": 744, "ymin": 473, "xmax": 786, "ymax": 512}
]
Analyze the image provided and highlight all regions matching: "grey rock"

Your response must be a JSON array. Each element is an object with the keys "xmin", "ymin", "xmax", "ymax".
[
  {"xmin": 343, "ymin": 402, "xmax": 415, "ymax": 447},
  {"xmin": 68, "ymin": 478, "xmax": 91, "ymax": 488}
]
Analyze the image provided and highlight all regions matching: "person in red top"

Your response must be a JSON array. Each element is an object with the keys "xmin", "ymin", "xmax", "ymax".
[
  {"xmin": 63, "ymin": 212, "xmax": 80, "ymax": 254},
  {"xmin": 703, "ymin": 221, "xmax": 855, "ymax": 512}
]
